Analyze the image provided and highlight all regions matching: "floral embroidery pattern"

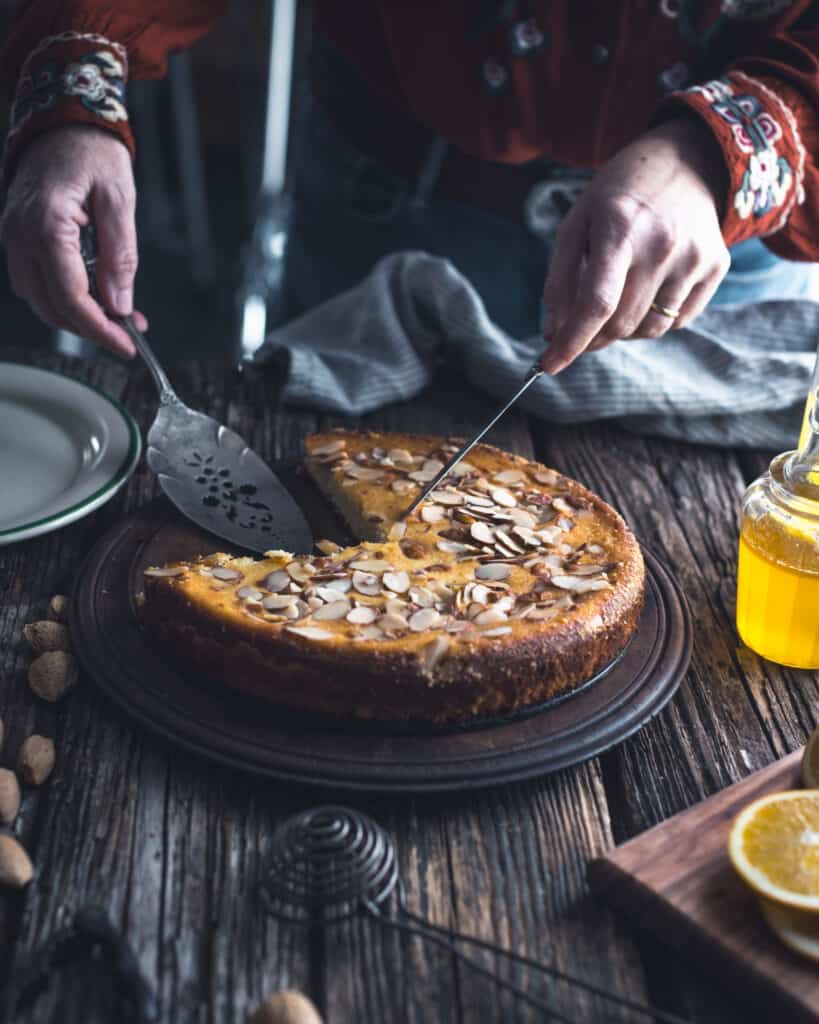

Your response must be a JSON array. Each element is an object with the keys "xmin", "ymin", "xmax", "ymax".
[
  {"xmin": 688, "ymin": 77, "xmax": 794, "ymax": 222},
  {"xmin": 721, "ymin": 0, "xmax": 793, "ymax": 19},
  {"xmin": 10, "ymin": 47, "xmax": 127, "ymax": 136}
]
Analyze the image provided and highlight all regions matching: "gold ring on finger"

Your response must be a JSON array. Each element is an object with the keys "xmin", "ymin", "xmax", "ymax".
[{"xmin": 650, "ymin": 301, "xmax": 681, "ymax": 319}]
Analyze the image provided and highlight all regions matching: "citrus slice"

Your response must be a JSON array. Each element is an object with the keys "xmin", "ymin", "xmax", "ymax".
[
  {"xmin": 729, "ymin": 791, "xmax": 819, "ymax": 911},
  {"xmin": 759, "ymin": 897, "xmax": 819, "ymax": 963},
  {"xmin": 802, "ymin": 729, "xmax": 819, "ymax": 788}
]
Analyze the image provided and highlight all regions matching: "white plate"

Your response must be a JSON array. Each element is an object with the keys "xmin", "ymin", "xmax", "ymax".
[{"xmin": 0, "ymin": 363, "xmax": 141, "ymax": 545}]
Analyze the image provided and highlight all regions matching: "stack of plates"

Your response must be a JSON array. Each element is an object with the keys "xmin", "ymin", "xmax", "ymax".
[{"xmin": 0, "ymin": 363, "xmax": 140, "ymax": 545}]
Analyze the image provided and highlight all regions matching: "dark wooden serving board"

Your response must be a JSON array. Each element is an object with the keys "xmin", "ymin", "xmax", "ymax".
[
  {"xmin": 70, "ymin": 487, "xmax": 692, "ymax": 793},
  {"xmin": 589, "ymin": 749, "xmax": 819, "ymax": 1023}
]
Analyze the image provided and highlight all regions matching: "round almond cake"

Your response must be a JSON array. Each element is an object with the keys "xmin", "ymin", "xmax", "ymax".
[{"xmin": 141, "ymin": 430, "xmax": 645, "ymax": 725}]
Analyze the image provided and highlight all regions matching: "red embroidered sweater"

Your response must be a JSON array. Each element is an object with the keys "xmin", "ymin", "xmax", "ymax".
[{"xmin": 3, "ymin": 1, "xmax": 819, "ymax": 261}]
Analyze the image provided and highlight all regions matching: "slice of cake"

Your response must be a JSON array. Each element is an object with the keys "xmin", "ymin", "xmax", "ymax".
[{"xmin": 142, "ymin": 430, "xmax": 644, "ymax": 725}]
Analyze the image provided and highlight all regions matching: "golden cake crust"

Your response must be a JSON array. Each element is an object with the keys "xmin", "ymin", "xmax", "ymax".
[{"xmin": 142, "ymin": 430, "xmax": 644, "ymax": 725}]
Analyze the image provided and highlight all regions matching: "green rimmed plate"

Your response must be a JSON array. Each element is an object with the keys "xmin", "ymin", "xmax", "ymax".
[{"xmin": 0, "ymin": 363, "xmax": 141, "ymax": 545}]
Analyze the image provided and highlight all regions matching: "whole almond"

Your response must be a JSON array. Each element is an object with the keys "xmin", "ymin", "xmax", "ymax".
[
  {"xmin": 0, "ymin": 834, "xmax": 32, "ymax": 888},
  {"xmin": 247, "ymin": 991, "xmax": 323, "ymax": 1024},
  {"xmin": 47, "ymin": 594, "xmax": 68, "ymax": 623},
  {"xmin": 0, "ymin": 770, "xmax": 20, "ymax": 825},
  {"xmin": 28, "ymin": 651, "xmax": 78, "ymax": 701},
  {"xmin": 18, "ymin": 736, "xmax": 55, "ymax": 786},
  {"xmin": 23, "ymin": 621, "xmax": 72, "ymax": 655}
]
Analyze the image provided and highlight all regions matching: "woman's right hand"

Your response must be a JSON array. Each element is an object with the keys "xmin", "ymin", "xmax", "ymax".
[{"xmin": 1, "ymin": 125, "xmax": 147, "ymax": 357}]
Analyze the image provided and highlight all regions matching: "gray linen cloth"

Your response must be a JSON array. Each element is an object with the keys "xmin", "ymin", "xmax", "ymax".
[{"xmin": 256, "ymin": 251, "xmax": 819, "ymax": 449}]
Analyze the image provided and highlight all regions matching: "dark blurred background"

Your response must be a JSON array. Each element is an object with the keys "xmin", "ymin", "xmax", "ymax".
[{"xmin": 0, "ymin": 0, "xmax": 312, "ymax": 366}]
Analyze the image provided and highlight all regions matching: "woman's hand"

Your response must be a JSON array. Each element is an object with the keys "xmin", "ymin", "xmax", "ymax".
[
  {"xmin": 1, "ymin": 125, "xmax": 146, "ymax": 358},
  {"xmin": 541, "ymin": 116, "xmax": 730, "ymax": 374}
]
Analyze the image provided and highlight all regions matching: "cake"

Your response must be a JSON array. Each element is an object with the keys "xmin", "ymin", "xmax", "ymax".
[{"xmin": 142, "ymin": 430, "xmax": 645, "ymax": 725}]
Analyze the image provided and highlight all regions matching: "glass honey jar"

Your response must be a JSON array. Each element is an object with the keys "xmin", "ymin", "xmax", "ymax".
[{"xmin": 736, "ymin": 364, "xmax": 819, "ymax": 669}]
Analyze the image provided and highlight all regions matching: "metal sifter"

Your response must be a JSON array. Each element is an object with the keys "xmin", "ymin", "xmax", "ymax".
[{"xmin": 262, "ymin": 806, "xmax": 690, "ymax": 1022}]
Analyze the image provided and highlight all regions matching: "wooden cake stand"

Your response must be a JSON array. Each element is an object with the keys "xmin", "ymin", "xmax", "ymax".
[{"xmin": 71, "ymin": 488, "xmax": 692, "ymax": 794}]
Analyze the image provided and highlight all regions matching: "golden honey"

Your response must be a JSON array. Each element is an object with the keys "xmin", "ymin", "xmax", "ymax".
[{"xmin": 737, "ymin": 517, "xmax": 819, "ymax": 669}]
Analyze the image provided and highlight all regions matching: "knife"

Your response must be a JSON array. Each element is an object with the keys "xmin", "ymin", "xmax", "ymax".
[{"xmin": 403, "ymin": 360, "xmax": 545, "ymax": 518}]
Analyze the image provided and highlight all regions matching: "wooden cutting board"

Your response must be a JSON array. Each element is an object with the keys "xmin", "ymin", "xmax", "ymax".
[{"xmin": 588, "ymin": 749, "xmax": 819, "ymax": 1023}]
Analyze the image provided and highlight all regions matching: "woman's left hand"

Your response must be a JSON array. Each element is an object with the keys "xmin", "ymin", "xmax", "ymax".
[{"xmin": 541, "ymin": 116, "xmax": 730, "ymax": 374}]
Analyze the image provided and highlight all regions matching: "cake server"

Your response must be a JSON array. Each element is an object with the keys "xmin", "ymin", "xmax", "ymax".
[
  {"xmin": 403, "ymin": 360, "xmax": 544, "ymax": 517},
  {"xmin": 81, "ymin": 228, "xmax": 313, "ymax": 555}
]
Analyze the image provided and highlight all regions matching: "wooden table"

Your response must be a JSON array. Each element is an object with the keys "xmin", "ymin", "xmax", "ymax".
[{"xmin": 1, "ymin": 344, "xmax": 817, "ymax": 1024}]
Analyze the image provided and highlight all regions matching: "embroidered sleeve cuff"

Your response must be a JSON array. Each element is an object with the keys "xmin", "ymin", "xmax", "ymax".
[
  {"xmin": 3, "ymin": 32, "xmax": 133, "ymax": 186},
  {"xmin": 659, "ymin": 71, "xmax": 806, "ymax": 248}
]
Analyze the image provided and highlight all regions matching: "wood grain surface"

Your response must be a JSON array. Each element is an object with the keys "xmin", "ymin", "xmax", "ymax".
[
  {"xmin": 588, "ymin": 751, "xmax": 816, "ymax": 1023},
  {"xmin": 1, "ymin": 345, "xmax": 817, "ymax": 1023}
]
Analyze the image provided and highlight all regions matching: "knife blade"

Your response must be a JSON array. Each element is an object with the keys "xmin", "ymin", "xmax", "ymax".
[{"xmin": 402, "ymin": 361, "xmax": 544, "ymax": 518}]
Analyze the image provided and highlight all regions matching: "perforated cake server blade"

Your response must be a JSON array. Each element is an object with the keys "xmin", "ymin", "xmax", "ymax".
[{"xmin": 81, "ymin": 229, "xmax": 313, "ymax": 555}]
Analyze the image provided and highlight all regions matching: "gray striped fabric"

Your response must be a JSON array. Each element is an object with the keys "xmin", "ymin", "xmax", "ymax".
[{"xmin": 256, "ymin": 251, "xmax": 819, "ymax": 449}]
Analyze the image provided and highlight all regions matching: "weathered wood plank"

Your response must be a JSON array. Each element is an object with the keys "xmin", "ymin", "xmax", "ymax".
[
  {"xmin": 316, "ymin": 380, "xmax": 650, "ymax": 1023},
  {"xmin": 2, "ymin": 350, "xmax": 804, "ymax": 1023},
  {"xmin": 0, "ymin": 348, "xmax": 317, "ymax": 1024}
]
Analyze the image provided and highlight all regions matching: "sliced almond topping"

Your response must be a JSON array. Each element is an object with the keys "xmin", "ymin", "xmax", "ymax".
[
  {"xmin": 345, "ymin": 465, "xmax": 384, "ymax": 481},
  {"xmin": 475, "ymin": 563, "xmax": 511, "ymax": 581},
  {"xmin": 238, "ymin": 586, "xmax": 264, "ymax": 601},
  {"xmin": 450, "ymin": 460, "xmax": 475, "ymax": 477},
  {"xmin": 392, "ymin": 479, "xmax": 417, "ymax": 494},
  {"xmin": 352, "ymin": 571, "xmax": 381, "ymax": 596},
  {"xmin": 512, "ymin": 525, "xmax": 542, "ymax": 547},
  {"xmin": 285, "ymin": 625, "xmax": 334, "ymax": 641},
  {"xmin": 568, "ymin": 563, "xmax": 608, "ymax": 576},
  {"xmin": 420, "ymin": 634, "xmax": 450, "ymax": 672},
  {"xmin": 310, "ymin": 439, "xmax": 346, "ymax": 457},
  {"xmin": 537, "ymin": 526, "xmax": 563, "ymax": 545},
  {"xmin": 494, "ymin": 528, "xmax": 525, "ymax": 554},
  {"xmin": 436, "ymin": 539, "xmax": 475, "ymax": 555},
  {"xmin": 429, "ymin": 489, "xmax": 464, "ymax": 506},
  {"xmin": 420, "ymin": 505, "xmax": 445, "ymax": 524},
  {"xmin": 493, "ymin": 469, "xmax": 525, "ymax": 485},
  {"xmin": 262, "ymin": 594, "xmax": 297, "ymax": 610},
  {"xmin": 491, "ymin": 487, "xmax": 517, "ymax": 508},
  {"xmin": 474, "ymin": 606, "xmax": 508, "ymax": 626},
  {"xmin": 383, "ymin": 570, "xmax": 410, "ymax": 594},
  {"xmin": 409, "ymin": 459, "xmax": 445, "ymax": 483},
  {"xmin": 385, "ymin": 597, "xmax": 409, "ymax": 617},
  {"xmin": 349, "ymin": 559, "xmax": 393, "ymax": 573},
  {"xmin": 409, "ymin": 607, "xmax": 442, "ymax": 631},
  {"xmin": 347, "ymin": 605, "xmax": 377, "ymax": 625},
  {"xmin": 481, "ymin": 625, "xmax": 513, "ymax": 637},
  {"xmin": 551, "ymin": 575, "xmax": 611, "ymax": 593},
  {"xmin": 264, "ymin": 570, "xmax": 290, "ymax": 592},
  {"xmin": 313, "ymin": 599, "xmax": 351, "ymax": 621},
  {"xmin": 471, "ymin": 583, "xmax": 490, "ymax": 605},
  {"xmin": 325, "ymin": 577, "xmax": 353, "ymax": 593},
  {"xmin": 588, "ymin": 543, "xmax": 604, "ymax": 556},
  {"xmin": 388, "ymin": 521, "xmax": 407, "ymax": 541},
  {"xmin": 409, "ymin": 585, "xmax": 437, "ymax": 608},
  {"xmin": 534, "ymin": 469, "xmax": 559, "ymax": 486},
  {"xmin": 212, "ymin": 566, "xmax": 242, "ymax": 581},
  {"xmin": 316, "ymin": 539, "xmax": 342, "ymax": 555},
  {"xmin": 355, "ymin": 624, "xmax": 385, "ymax": 641},
  {"xmin": 379, "ymin": 612, "xmax": 409, "ymax": 633},
  {"xmin": 508, "ymin": 508, "xmax": 538, "ymax": 528},
  {"xmin": 388, "ymin": 447, "xmax": 415, "ymax": 464},
  {"xmin": 286, "ymin": 562, "xmax": 316, "ymax": 583},
  {"xmin": 144, "ymin": 566, "xmax": 186, "ymax": 578},
  {"xmin": 470, "ymin": 522, "xmax": 495, "ymax": 545}
]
